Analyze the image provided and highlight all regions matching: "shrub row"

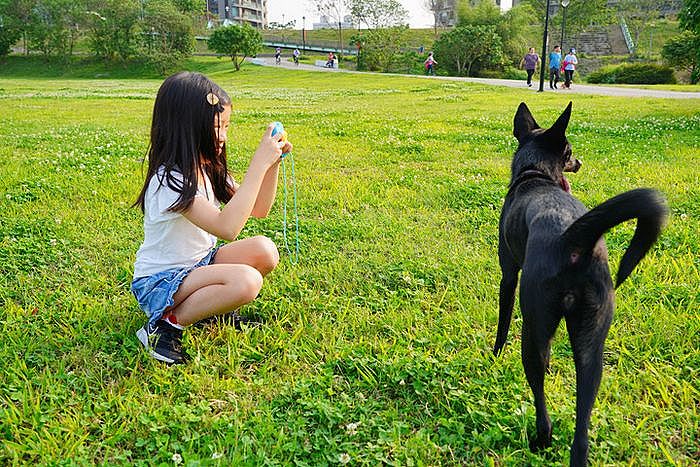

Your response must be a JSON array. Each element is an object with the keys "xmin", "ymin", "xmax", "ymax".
[{"xmin": 586, "ymin": 63, "xmax": 676, "ymax": 84}]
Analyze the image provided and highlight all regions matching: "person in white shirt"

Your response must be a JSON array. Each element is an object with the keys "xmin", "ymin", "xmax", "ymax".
[
  {"xmin": 131, "ymin": 72, "xmax": 291, "ymax": 364},
  {"xmin": 424, "ymin": 52, "xmax": 437, "ymax": 75},
  {"xmin": 563, "ymin": 48, "xmax": 579, "ymax": 89}
]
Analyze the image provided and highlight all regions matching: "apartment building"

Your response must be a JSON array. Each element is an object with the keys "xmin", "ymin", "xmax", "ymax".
[
  {"xmin": 431, "ymin": 0, "xmax": 514, "ymax": 27},
  {"xmin": 207, "ymin": 0, "xmax": 268, "ymax": 29}
]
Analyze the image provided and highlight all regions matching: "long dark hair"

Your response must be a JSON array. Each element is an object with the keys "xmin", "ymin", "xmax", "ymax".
[{"xmin": 134, "ymin": 71, "xmax": 235, "ymax": 213}]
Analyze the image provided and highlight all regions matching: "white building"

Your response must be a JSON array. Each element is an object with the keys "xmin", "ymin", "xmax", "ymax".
[{"xmin": 313, "ymin": 14, "xmax": 355, "ymax": 30}]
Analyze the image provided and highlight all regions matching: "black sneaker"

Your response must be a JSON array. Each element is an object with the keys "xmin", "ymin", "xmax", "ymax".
[
  {"xmin": 194, "ymin": 311, "xmax": 263, "ymax": 330},
  {"xmin": 136, "ymin": 319, "xmax": 188, "ymax": 364}
]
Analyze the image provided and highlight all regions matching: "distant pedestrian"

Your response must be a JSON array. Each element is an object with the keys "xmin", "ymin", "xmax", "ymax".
[
  {"xmin": 424, "ymin": 52, "xmax": 437, "ymax": 75},
  {"xmin": 293, "ymin": 48, "xmax": 300, "ymax": 65},
  {"xmin": 326, "ymin": 52, "xmax": 335, "ymax": 68},
  {"xmin": 275, "ymin": 47, "xmax": 281, "ymax": 65},
  {"xmin": 549, "ymin": 45, "xmax": 562, "ymax": 89},
  {"xmin": 562, "ymin": 48, "xmax": 578, "ymax": 89},
  {"xmin": 520, "ymin": 47, "xmax": 540, "ymax": 87}
]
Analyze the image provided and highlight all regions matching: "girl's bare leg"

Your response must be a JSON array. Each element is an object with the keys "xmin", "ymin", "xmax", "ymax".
[
  {"xmin": 213, "ymin": 235, "xmax": 279, "ymax": 275},
  {"xmin": 168, "ymin": 264, "xmax": 262, "ymax": 326},
  {"xmin": 165, "ymin": 236, "xmax": 278, "ymax": 326}
]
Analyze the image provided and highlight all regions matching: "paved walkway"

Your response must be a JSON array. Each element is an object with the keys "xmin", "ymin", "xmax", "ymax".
[{"xmin": 251, "ymin": 56, "xmax": 700, "ymax": 99}]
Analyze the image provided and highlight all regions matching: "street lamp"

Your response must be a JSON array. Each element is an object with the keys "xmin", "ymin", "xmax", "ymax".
[
  {"xmin": 302, "ymin": 16, "xmax": 306, "ymax": 54},
  {"xmin": 538, "ymin": 0, "xmax": 553, "ymax": 92},
  {"xmin": 560, "ymin": 0, "xmax": 570, "ymax": 55},
  {"xmin": 338, "ymin": 17, "xmax": 343, "ymax": 58}
]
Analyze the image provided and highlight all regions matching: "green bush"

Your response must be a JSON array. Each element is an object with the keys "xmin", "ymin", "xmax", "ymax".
[
  {"xmin": 502, "ymin": 66, "xmax": 528, "ymax": 80},
  {"xmin": 662, "ymin": 31, "xmax": 700, "ymax": 84},
  {"xmin": 587, "ymin": 63, "xmax": 677, "ymax": 84},
  {"xmin": 477, "ymin": 67, "xmax": 527, "ymax": 80}
]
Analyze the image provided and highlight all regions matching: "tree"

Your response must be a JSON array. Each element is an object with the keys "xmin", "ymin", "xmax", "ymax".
[
  {"xmin": 352, "ymin": 25, "xmax": 409, "ymax": 72},
  {"xmin": 142, "ymin": 0, "xmax": 195, "ymax": 73},
  {"xmin": 662, "ymin": 30, "xmax": 700, "ymax": 82},
  {"xmin": 171, "ymin": 0, "xmax": 204, "ymax": 14},
  {"xmin": 4, "ymin": 0, "xmax": 36, "ymax": 55},
  {"xmin": 524, "ymin": 0, "xmax": 614, "ymax": 40},
  {"xmin": 208, "ymin": 23, "xmax": 262, "ymax": 71},
  {"xmin": 680, "ymin": 0, "xmax": 700, "ymax": 33},
  {"xmin": 433, "ymin": 24, "xmax": 503, "ymax": 76},
  {"xmin": 0, "ymin": 0, "xmax": 22, "ymax": 56},
  {"xmin": 311, "ymin": 0, "xmax": 348, "ymax": 53},
  {"xmin": 497, "ymin": 3, "xmax": 537, "ymax": 65},
  {"xmin": 668, "ymin": 0, "xmax": 700, "ymax": 83},
  {"xmin": 455, "ymin": 0, "xmax": 536, "ymax": 69},
  {"xmin": 85, "ymin": 0, "xmax": 141, "ymax": 61},
  {"xmin": 456, "ymin": 0, "xmax": 499, "ymax": 26},
  {"xmin": 24, "ymin": 0, "xmax": 86, "ymax": 58},
  {"xmin": 347, "ymin": 0, "xmax": 408, "ymax": 29}
]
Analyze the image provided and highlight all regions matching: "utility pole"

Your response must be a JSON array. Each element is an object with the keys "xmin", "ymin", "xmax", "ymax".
[{"xmin": 538, "ymin": 0, "xmax": 552, "ymax": 92}]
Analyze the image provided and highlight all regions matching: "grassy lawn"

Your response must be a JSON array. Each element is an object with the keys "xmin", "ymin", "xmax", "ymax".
[
  {"xmin": 0, "ymin": 57, "xmax": 698, "ymax": 465},
  {"xmin": 607, "ymin": 83, "xmax": 700, "ymax": 92}
]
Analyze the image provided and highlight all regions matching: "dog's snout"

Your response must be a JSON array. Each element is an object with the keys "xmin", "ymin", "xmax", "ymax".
[{"xmin": 566, "ymin": 158, "xmax": 582, "ymax": 173}]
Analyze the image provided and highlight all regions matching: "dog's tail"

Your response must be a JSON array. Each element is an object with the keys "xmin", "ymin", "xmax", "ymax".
[{"xmin": 561, "ymin": 188, "xmax": 668, "ymax": 288}]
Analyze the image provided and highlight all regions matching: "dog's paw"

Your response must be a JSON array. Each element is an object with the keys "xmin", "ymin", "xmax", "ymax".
[
  {"xmin": 528, "ymin": 430, "xmax": 553, "ymax": 452},
  {"xmin": 493, "ymin": 340, "xmax": 506, "ymax": 356}
]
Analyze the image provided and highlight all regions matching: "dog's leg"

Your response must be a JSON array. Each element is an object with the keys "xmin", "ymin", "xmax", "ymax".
[
  {"xmin": 494, "ymin": 248, "xmax": 519, "ymax": 356},
  {"xmin": 521, "ymin": 316, "xmax": 558, "ymax": 452},
  {"xmin": 565, "ymin": 305, "xmax": 613, "ymax": 467}
]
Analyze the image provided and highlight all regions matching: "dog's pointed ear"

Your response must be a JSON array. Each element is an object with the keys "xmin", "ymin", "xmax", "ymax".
[
  {"xmin": 513, "ymin": 102, "xmax": 540, "ymax": 142},
  {"xmin": 543, "ymin": 101, "xmax": 572, "ymax": 146}
]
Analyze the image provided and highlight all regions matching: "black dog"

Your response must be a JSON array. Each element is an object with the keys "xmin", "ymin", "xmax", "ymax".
[{"xmin": 494, "ymin": 102, "xmax": 668, "ymax": 466}]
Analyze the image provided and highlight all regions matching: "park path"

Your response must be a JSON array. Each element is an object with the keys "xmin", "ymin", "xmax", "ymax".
[{"xmin": 251, "ymin": 56, "xmax": 700, "ymax": 100}]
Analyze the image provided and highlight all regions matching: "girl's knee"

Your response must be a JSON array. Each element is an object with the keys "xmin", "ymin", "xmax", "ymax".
[
  {"xmin": 252, "ymin": 235, "xmax": 279, "ymax": 274},
  {"xmin": 237, "ymin": 266, "xmax": 263, "ymax": 303}
]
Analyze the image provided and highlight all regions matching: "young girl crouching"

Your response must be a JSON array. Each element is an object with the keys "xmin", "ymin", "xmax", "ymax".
[{"xmin": 132, "ymin": 72, "xmax": 291, "ymax": 364}]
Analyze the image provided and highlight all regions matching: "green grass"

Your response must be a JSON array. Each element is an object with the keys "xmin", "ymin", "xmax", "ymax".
[
  {"xmin": 0, "ymin": 57, "xmax": 698, "ymax": 465},
  {"xmin": 608, "ymin": 83, "xmax": 700, "ymax": 92},
  {"xmin": 630, "ymin": 19, "xmax": 682, "ymax": 58}
]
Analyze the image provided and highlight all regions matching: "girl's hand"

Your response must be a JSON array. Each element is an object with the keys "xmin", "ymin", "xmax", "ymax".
[{"xmin": 251, "ymin": 124, "xmax": 284, "ymax": 172}]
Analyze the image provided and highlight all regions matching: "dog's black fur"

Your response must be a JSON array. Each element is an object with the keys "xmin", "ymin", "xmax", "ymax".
[{"xmin": 494, "ymin": 102, "xmax": 668, "ymax": 466}]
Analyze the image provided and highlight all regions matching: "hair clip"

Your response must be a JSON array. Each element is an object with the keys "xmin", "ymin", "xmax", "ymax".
[{"xmin": 206, "ymin": 92, "xmax": 219, "ymax": 106}]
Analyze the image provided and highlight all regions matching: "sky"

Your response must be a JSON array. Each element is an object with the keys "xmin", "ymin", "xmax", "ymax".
[{"xmin": 266, "ymin": 0, "xmax": 435, "ymax": 29}]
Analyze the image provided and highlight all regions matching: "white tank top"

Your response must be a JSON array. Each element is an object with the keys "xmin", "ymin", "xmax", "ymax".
[{"xmin": 133, "ymin": 167, "xmax": 219, "ymax": 278}]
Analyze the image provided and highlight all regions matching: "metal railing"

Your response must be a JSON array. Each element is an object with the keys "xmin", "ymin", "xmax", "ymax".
[
  {"xmin": 619, "ymin": 14, "xmax": 635, "ymax": 54},
  {"xmin": 264, "ymin": 40, "xmax": 357, "ymax": 55},
  {"xmin": 194, "ymin": 36, "xmax": 358, "ymax": 55}
]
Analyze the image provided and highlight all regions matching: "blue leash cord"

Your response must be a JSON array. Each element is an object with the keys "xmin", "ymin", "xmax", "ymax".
[{"xmin": 281, "ymin": 153, "xmax": 300, "ymax": 264}]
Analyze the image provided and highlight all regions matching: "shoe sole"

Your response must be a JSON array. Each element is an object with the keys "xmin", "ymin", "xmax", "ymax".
[{"xmin": 136, "ymin": 327, "xmax": 176, "ymax": 364}]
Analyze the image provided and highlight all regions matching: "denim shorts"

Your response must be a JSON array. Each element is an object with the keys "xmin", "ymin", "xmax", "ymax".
[{"xmin": 131, "ymin": 247, "xmax": 219, "ymax": 323}]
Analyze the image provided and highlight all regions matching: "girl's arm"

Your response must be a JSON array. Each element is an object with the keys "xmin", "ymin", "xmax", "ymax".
[
  {"xmin": 183, "ymin": 126, "xmax": 284, "ymax": 241},
  {"xmin": 251, "ymin": 162, "xmax": 281, "ymax": 218},
  {"xmin": 227, "ymin": 142, "xmax": 291, "ymax": 218}
]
